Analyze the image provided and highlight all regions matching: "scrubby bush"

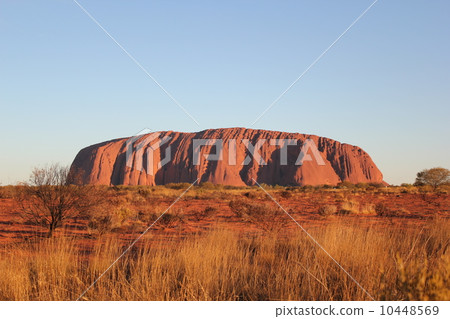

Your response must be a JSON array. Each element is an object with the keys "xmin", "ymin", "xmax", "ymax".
[
  {"xmin": 135, "ymin": 208, "xmax": 185, "ymax": 230},
  {"xmin": 0, "ymin": 186, "xmax": 15, "ymax": 199},
  {"xmin": 191, "ymin": 206, "xmax": 218, "ymax": 222},
  {"xmin": 299, "ymin": 185, "xmax": 314, "ymax": 193},
  {"xmin": 318, "ymin": 204, "xmax": 338, "ymax": 216},
  {"xmin": 87, "ymin": 215, "xmax": 113, "ymax": 236},
  {"xmin": 339, "ymin": 200, "xmax": 360, "ymax": 215},
  {"xmin": 229, "ymin": 199, "xmax": 288, "ymax": 233},
  {"xmin": 164, "ymin": 183, "xmax": 192, "ymax": 190},
  {"xmin": 375, "ymin": 203, "xmax": 391, "ymax": 217},
  {"xmin": 279, "ymin": 190, "xmax": 292, "ymax": 199},
  {"xmin": 375, "ymin": 203, "xmax": 415, "ymax": 218},
  {"xmin": 202, "ymin": 206, "xmax": 218, "ymax": 218},
  {"xmin": 392, "ymin": 208, "xmax": 412, "ymax": 218},
  {"xmin": 243, "ymin": 191, "xmax": 259, "ymax": 199},
  {"xmin": 137, "ymin": 187, "xmax": 152, "ymax": 198},
  {"xmin": 337, "ymin": 181, "xmax": 355, "ymax": 189},
  {"xmin": 198, "ymin": 182, "xmax": 222, "ymax": 189},
  {"xmin": 115, "ymin": 207, "xmax": 136, "ymax": 224},
  {"xmin": 158, "ymin": 211, "xmax": 185, "ymax": 229},
  {"xmin": 359, "ymin": 203, "xmax": 376, "ymax": 214}
]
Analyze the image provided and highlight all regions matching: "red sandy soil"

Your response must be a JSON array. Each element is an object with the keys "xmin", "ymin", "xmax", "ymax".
[{"xmin": 0, "ymin": 190, "xmax": 449, "ymax": 250}]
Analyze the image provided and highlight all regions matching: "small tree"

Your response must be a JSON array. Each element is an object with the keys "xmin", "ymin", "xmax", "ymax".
[
  {"xmin": 414, "ymin": 167, "xmax": 450, "ymax": 190},
  {"xmin": 16, "ymin": 164, "xmax": 100, "ymax": 237}
]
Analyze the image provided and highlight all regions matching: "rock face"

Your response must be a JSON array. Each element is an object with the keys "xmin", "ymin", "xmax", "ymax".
[{"xmin": 70, "ymin": 128, "xmax": 384, "ymax": 186}]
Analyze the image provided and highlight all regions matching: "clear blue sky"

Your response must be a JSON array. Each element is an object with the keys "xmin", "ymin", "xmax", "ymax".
[{"xmin": 1, "ymin": 0, "xmax": 449, "ymax": 185}]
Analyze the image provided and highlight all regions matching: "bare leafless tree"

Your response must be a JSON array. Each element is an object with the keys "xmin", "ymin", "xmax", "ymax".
[{"xmin": 15, "ymin": 164, "xmax": 102, "ymax": 237}]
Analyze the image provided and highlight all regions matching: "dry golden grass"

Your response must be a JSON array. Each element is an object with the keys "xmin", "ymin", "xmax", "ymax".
[
  {"xmin": 0, "ymin": 218, "xmax": 448, "ymax": 301},
  {"xmin": 1, "ymin": 183, "xmax": 448, "ymax": 300}
]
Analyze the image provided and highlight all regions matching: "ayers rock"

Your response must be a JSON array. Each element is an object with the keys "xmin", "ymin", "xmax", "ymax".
[{"xmin": 70, "ymin": 128, "xmax": 384, "ymax": 186}]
